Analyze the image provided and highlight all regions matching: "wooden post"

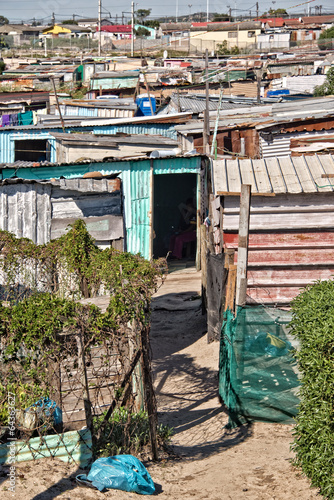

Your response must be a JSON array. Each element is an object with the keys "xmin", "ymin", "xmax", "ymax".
[
  {"xmin": 225, "ymin": 263, "xmax": 237, "ymax": 312},
  {"xmin": 203, "ymin": 49, "xmax": 210, "ymax": 154},
  {"xmin": 219, "ymin": 196, "xmax": 224, "ymax": 253},
  {"xmin": 50, "ymin": 76, "xmax": 65, "ymax": 133},
  {"xmin": 200, "ymin": 224, "xmax": 208, "ymax": 313},
  {"xmin": 143, "ymin": 73, "xmax": 154, "ymax": 115},
  {"xmin": 235, "ymin": 184, "xmax": 251, "ymax": 308},
  {"xmin": 140, "ymin": 326, "xmax": 158, "ymax": 461},
  {"xmin": 75, "ymin": 331, "xmax": 94, "ymax": 446},
  {"xmin": 149, "ymin": 159, "xmax": 154, "ymax": 260}
]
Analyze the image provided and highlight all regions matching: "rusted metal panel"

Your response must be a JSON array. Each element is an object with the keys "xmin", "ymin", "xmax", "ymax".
[
  {"xmin": 224, "ymin": 231, "xmax": 334, "ymax": 248},
  {"xmin": 224, "ymin": 228, "xmax": 334, "ymax": 304}
]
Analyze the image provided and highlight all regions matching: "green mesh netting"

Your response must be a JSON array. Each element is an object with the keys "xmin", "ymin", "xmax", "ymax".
[{"xmin": 219, "ymin": 305, "xmax": 300, "ymax": 427}]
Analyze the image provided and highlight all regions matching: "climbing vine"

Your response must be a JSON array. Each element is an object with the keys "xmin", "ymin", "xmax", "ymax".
[{"xmin": 0, "ymin": 220, "xmax": 167, "ymax": 429}]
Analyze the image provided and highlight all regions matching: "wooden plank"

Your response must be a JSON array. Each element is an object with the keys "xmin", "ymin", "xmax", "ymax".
[
  {"xmin": 320, "ymin": 155, "xmax": 334, "ymax": 185},
  {"xmin": 225, "ymin": 264, "xmax": 237, "ymax": 311},
  {"xmin": 266, "ymin": 157, "xmax": 287, "ymax": 194},
  {"xmin": 51, "ymin": 214, "xmax": 124, "ymax": 241},
  {"xmin": 51, "ymin": 195, "xmax": 122, "ymax": 218},
  {"xmin": 247, "ymin": 267, "xmax": 334, "ymax": 283},
  {"xmin": 236, "ymin": 184, "xmax": 251, "ymax": 307},
  {"xmin": 306, "ymin": 155, "xmax": 334, "ymax": 192},
  {"xmin": 223, "ymin": 231, "xmax": 334, "ymax": 248},
  {"xmin": 226, "ymin": 159, "xmax": 242, "ymax": 193},
  {"xmin": 239, "ymin": 159, "xmax": 258, "ymax": 191},
  {"xmin": 246, "ymin": 286, "xmax": 308, "ymax": 304},
  {"xmin": 223, "ymin": 211, "xmax": 334, "ymax": 231},
  {"xmin": 246, "ymin": 248, "xmax": 334, "ymax": 265},
  {"xmin": 292, "ymin": 155, "xmax": 318, "ymax": 192},
  {"xmin": 278, "ymin": 156, "xmax": 302, "ymax": 194},
  {"xmin": 252, "ymin": 158, "xmax": 273, "ymax": 193},
  {"xmin": 213, "ymin": 160, "xmax": 228, "ymax": 193}
]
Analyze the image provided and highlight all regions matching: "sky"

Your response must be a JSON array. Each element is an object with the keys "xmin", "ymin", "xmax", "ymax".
[{"xmin": 1, "ymin": 0, "xmax": 333, "ymax": 24}]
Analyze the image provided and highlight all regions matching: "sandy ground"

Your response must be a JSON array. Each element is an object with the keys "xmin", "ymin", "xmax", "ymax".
[{"xmin": 0, "ymin": 264, "xmax": 319, "ymax": 499}]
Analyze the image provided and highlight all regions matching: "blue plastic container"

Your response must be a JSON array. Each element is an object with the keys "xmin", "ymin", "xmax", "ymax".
[{"xmin": 136, "ymin": 96, "xmax": 156, "ymax": 116}]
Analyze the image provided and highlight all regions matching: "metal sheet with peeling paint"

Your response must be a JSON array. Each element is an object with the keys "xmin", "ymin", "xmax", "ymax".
[{"xmin": 0, "ymin": 428, "xmax": 92, "ymax": 467}]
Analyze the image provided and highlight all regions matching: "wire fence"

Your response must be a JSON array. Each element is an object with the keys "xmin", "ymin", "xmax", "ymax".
[
  {"xmin": 0, "ymin": 307, "xmax": 158, "ymax": 465},
  {"xmin": 0, "ymin": 225, "xmax": 162, "ymax": 466}
]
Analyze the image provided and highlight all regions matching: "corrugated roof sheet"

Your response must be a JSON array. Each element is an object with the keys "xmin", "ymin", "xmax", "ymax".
[
  {"xmin": 1, "ymin": 154, "xmax": 202, "ymax": 170},
  {"xmin": 213, "ymin": 154, "xmax": 334, "ymax": 195},
  {"xmin": 168, "ymin": 94, "xmax": 244, "ymax": 113}
]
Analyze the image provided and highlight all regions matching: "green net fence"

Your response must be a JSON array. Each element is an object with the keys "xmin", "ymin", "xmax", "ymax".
[{"xmin": 219, "ymin": 305, "xmax": 300, "ymax": 427}]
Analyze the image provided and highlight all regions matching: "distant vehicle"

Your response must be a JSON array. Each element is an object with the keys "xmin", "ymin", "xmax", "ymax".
[{"xmin": 96, "ymin": 95, "xmax": 119, "ymax": 99}]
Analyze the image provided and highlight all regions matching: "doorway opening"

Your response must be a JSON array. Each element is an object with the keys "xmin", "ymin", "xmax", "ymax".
[{"xmin": 153, "ymin": 173, "xmax": 197, "ymax": 260}]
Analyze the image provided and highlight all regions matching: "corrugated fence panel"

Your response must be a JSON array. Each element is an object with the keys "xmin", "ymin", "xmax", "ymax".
[
  {"xmin": 260, "ymin": 130, "xmax": 334, "ymax": 159},
  {"xmin": 93, "ymin": 123, "xmax": 178, "ymax": 140},
  {"xmin": 127, "ymin": 162, "xmax": 151, "ymax": 259},
  {"xmin": 0, "ymin": 183, "xmax": 51, "ymax": 244},
  {"xmin": 153, "ymin": 155, "xmax": 201, "ymax": 174},
  {"xmin": 223, "ymin": 194, "xmax": 334, "ymax": 304}
]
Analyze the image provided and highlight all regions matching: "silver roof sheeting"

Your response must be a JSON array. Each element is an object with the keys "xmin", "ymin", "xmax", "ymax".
[{"xmin": 212, "ymin": 154, "xmax": 334, "ymax": 195}]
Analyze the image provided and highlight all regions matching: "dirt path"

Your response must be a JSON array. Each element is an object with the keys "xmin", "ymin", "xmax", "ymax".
[
  {"xmin": 1, "ymin": 265, "xmax": 319, "ymax": 499},
  {"xmin": 148, "ymin": 265, "xmax": 318, "ymax": 500}
]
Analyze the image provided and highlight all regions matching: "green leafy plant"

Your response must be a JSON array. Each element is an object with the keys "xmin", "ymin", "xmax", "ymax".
[
  {"xmin": 289, "ymin": 279, "xmax": 334, "ymax": 499},
  {"xmin": 318, "ymin": 26, "xmax": 334, "ymax": 51},
  {"xmin": 94, "ymin": 407, "xmax": 173, "ymax": 457},
  {"xmin": 314, "ymin": 67, "xmax": 334, "ymax": 97}
]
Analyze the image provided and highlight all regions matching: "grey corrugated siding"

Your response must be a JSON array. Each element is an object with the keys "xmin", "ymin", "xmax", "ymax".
[
  {"xmin": 0, "ymin": 182, "xmax": 52, "ymax": 244},
  {"xmin": 94, "ymin": 123, "xmax": 178, "ymax": 140},
  {"xmin": 260, "ymin": 130, "xmax": 334, "ymax": 159}
]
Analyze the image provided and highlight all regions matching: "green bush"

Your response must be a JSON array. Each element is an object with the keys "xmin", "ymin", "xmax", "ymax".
[
  {"xmin": 318, "ymin": 27, "xmax": 334, "ymax": 51},
  {"xmin": 290, "ymin": 279, "xmax": 334, "ymax": 499},
  {"xmin": 94, "ymin": 407, "xmax": 173, "ymax": 457}
]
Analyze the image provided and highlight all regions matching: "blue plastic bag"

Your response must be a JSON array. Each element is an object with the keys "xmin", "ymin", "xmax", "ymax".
[
  {"xmin": 29, "ymin": 397, "xmax": 62, "ymax": 425},
  {"xmin": 76, "ymin": 455, "xmax": 155, "ymax": 494}
]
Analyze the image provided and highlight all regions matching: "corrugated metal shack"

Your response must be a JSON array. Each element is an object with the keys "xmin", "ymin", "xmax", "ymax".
[
  {"xmin": 175, "ymin": 96, "xmax": 334, "ymax": 159},
  {"xmin": 0, "ymin": 175, "xmax": 123, "ymax": 248},
  {"xmin": 0, "ymin": 155, "xmax": 204, "ymax": 260},
  {"xmin": 0, "ymin": 112, "xmax": 192, "ymax": 164},
  {"xmin": 51, "ymin": 132, "xmax": 178, "ymax": 162},
  {"xmin": 258, "ymin": 97, "xmax": 334, "ymax": 158},
  {"xmin": 90, "ymin": 71, "xmax": 140, "ymax": 91},
  {"xmin": 211, "ymin": 153, "xmax": 334, "ymax": 305},
  {"xmin": 57, "ymin": 98, "xmax": 137, "ymax": 119}
]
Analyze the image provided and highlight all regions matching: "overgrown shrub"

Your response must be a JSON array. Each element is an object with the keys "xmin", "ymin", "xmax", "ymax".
[
  {"xmin": 290, "ymin": 279, "xmax": 334, "ymax": 499},
  {"xmin": 94, "ymin": 407, "xmax": 173, "ymax": 457}
]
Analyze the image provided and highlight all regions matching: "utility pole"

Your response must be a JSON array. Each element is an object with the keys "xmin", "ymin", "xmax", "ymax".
[
  {"xmin": 98, "ymin": 0, "xmax": 102, "ymax": 57},
  {"xmin": 203, "ymin": 49, "xmax": 210, "ymax": 154},
  {"xmin": 256, "ymin": 2, "xmax": 259, "ymax": 19},
  {"xmin": 131, "ymin": 1, "xmax": 134, "ymax": 57},
  {"xmin": 176, "ymin": 0, "xmax": 178, "ymax": 22},
  {"xmin": 51, "ymin": 12, "xmax": 55, "ymax": 25},
  {"xmin": 206, "ymin": 0, "xmax": 209, "ymax": 22}
]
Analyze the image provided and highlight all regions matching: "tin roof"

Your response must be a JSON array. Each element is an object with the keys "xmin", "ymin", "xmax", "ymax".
[
  {"xmin": 0, "ymin": 153, "xmax": 202, "ymax": 170},
  {"xmin": 50, "ymin": 132, "xmax": 177, "ymax": 147},
  {"xmin": 167, "ymin": 93, "xmax": 248, "ymax": 113},
  {"xmin": 212, "ymin": 154, "xmax": 334, "ymax": 195}
]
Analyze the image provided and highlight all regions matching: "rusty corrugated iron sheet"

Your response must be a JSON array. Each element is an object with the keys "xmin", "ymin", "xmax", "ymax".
[{"xmin": 223, "ymin": 231, "xmax": 334, "ymax": 305}]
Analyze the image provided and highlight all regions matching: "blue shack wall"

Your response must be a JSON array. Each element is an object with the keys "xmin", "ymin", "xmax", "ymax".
[
  {"xmin": 0, "ymin": 123, "xmax": 178, "ymax": 164},
  {"xmin": 1, "ymin": 156, "xmax": 202, "ymax": 259}
]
